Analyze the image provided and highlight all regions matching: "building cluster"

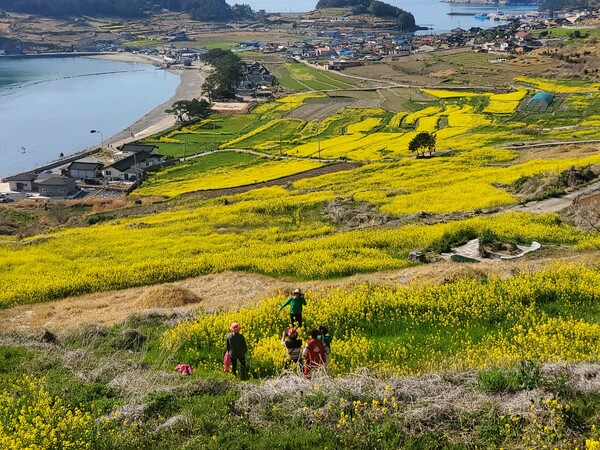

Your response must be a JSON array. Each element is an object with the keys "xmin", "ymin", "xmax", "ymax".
[
  {"xmin": 229, "ymin": 8, "xmax": 600, "ymax": 69},
  {"xmin": 235, "ymin": 61, "xmax": 277, "ymax": 98},
  {"xmin": 1, "ymin": 144, "xmax": 165, "ymax": 199}
]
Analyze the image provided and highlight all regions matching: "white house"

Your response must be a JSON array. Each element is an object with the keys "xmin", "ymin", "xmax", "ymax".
[{"xmin": 103, "ymin": 151, "xmax": 164, "ymax": 181}]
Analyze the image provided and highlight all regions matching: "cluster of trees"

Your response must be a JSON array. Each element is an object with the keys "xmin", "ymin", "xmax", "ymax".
[
  {"xmin": 166, "ymin": 98, "xmax": 211, "ymax": 122},
  {"xmin": 408, "ymin": 132, "xmax": 436, "ymax": 157},
  {"xmin": 316, "ymin": 0, "xmax": 416, "ymax": 31},
  {"xmin": 0, "ymin": 0, "xmax": 254, "ymax": 21},
  {"xmin": 200, "ymin": 49, "xmax": 244, "ymax": 101},
  {"xmin": 541, "ymin": 0, "xmax": 599, "ymax": 12}
]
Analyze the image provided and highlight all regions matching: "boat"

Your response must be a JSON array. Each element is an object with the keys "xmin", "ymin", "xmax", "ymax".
[
  {"xmin": 488, "ymin": 10, "xmax": 505, "ymax": 20},
  {"xmin": 474, "ymin": 13, "xmax": 490, "ymax": 20}
]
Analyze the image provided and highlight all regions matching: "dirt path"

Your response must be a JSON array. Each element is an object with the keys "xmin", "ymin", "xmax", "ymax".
[
  {"xmin": 182, "ymin": 162, "xmax": 358, "ymax": 199},
  {"xmin": 509, "ymin": 180, "xmax": 600, "ymax": 214},
  {"xmin": 2, "ymin": 252, "xmax": 597, "ymax": 334}
]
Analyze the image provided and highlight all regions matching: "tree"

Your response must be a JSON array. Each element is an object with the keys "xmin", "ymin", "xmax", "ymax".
[
  {"xmin": 408, "ymin": 132, "xmax": 436, "ymax": 157},
  {"xmin": 166, "ymin": 98, "xmax": 211, "ymax": 122},
  {"xmin": 200, "ymin": 50, "xmax": 243, "ymax": 100}
]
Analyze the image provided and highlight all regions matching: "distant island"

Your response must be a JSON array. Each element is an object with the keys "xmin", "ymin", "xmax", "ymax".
[
  {"xmin": 443, "ymin": 0, "xmax": 540, "ymax": 5},
  {"xmin": 316, "ymin": 0, "xmax": 417, "ymax": 32}
]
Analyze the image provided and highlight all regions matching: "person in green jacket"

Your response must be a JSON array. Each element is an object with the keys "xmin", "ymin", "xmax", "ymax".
[{"xmin": 279, "ymin": 288, "xmax": 306, "ymax": 327}]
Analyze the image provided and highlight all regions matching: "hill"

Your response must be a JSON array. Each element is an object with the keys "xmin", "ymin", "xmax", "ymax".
[{"xmin": 316, "ymin": 0, "xmax": 416, "ymax": 31}]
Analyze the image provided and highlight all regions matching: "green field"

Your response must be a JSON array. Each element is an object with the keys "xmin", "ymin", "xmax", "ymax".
[{"xmin": 272, "ymin": 62, "xmax": 363, "ymax": 91}]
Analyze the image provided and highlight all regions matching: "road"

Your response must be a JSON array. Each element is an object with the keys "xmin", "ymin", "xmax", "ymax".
[{"xmin": 509, "ymin": 180, "xmax": 600, "ymax": 214}]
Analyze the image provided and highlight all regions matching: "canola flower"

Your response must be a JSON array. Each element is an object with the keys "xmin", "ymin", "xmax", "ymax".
[
  {"xmin": 163, "ymin": 263, "xmax": 600, "ymax": 376},
  {"xmin": 515, "ymin": 76, "xmax": 600, "ymax": 93},
  {"xmin": 346, "ymin": 118, "xmax": 382, "ymax": 134},
  {"xmin": 0, "ymin": 375, "xmax": 97, "ymax": 450},
  {"xmin": 420, "ymin": 88, "xmax": 480, "ymax": 99},
  {"xmin": 484, "ymin": 88, "xmax": 528, "ymax": 114},
  {"xmin": 0, "ymin": 200, "xmax": 587, "ymax": 308}
]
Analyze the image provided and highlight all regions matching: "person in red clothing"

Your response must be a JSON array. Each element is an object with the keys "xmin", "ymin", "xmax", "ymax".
[{"xmin": 302, "ymin": 328, "xmax": 326, "ymax": 378}]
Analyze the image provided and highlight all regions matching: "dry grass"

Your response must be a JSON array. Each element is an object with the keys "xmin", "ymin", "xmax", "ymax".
[
  {"xmin": 236, "ymin": 364, "xmax": 600, "ymax": 433},
  {"xmin": 136, "ymin": 285, "xmax": 201, "ymax": 309},
  {"xmin": 510, "ymin": 143, "xmax": 600, "ymax": 164}
]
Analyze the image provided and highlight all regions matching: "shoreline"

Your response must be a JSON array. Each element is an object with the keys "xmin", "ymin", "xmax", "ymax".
[
  {"xmin": 90, "ymin": 53, "xmax": 208, "ymax": 148},
  {"xmin": 1, "ymin": 53, "xmax": 208, "ymax": 179}
]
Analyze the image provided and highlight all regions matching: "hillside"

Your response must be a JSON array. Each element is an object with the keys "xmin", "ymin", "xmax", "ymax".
[
  {"xmin": 316, "ymin": 0, "xmax": 416, "ymax": 30},
  {"xmin": 2, "ymin": 27, "xmax": 600, "ymax": 448}
]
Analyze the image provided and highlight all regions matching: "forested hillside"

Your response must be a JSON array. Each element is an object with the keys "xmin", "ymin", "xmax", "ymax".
[
  {"xmin": 316, "ymin": 0, "xmax": 416, "ymax": 31},
  {"xmin": 542, "ymin": 0, "xmax": 600, "ymax": 10},
  {"xmin": 0, "ymin": 0, "xmax": 253, "ymax": 21}
]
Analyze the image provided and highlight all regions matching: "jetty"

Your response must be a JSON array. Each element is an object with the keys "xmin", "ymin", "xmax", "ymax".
[{"xmin": 447, "ymin": 11, "xmax": 476, "ymax": 16}]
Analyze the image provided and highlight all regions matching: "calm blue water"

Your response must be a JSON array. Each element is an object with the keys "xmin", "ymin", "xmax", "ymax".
[
  {"xmin": 228, "ymin": 0, "xmax": 538, "ymax": 32},
  {"xmin": 0, "ymin": 57, "xmax": 179, "ymax": 178}
]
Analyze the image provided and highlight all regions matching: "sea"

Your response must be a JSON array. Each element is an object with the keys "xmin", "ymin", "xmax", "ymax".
[
  {"xmin": 228, "ymin": 0, "xmax": 538, "ymax": 32},
  {"xmin": 0, "ymin": 57, "xmax": 179, "ymax": 179}
]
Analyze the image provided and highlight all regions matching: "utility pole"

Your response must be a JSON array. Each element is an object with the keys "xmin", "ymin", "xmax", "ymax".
[{"xmin": 317, "ymin": 120, "xmax": 321, "ymax": 160}]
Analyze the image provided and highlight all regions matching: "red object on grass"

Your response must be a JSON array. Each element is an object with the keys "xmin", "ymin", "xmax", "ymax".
[
  {"xmin": 174, "ymin": 363, "xmax": 194, "ymax": 375},
  {"xmin": 223, "ymin": 351, "xmax": 232, "ymax": 372}
]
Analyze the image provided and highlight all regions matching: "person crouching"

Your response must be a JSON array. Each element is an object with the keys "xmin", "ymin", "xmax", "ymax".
[{"xmin": 282, "ymin": 327, "xmax": 303, "ymax": 372}]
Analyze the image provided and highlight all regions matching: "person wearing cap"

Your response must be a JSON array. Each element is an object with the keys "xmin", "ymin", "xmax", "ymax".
[
  {"xmin": 279, "ymin": 288, "xmax": 306, "ymax": 328},
  {"xmin": 281, "ymin": 327, "xmax": 303, "ymax": 370},
  {"xmin": 226, "ymin": 322, "xmax": 248, "ymax": 379}
]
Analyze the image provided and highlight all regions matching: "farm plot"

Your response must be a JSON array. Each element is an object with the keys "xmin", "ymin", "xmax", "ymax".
[
  {"xmin": 279, "ymin": 62, "xmax": 362, "ymax": 91},
  {"xmin": 137, "ymin": 156, "xmax": 324, "ymax": 197}
]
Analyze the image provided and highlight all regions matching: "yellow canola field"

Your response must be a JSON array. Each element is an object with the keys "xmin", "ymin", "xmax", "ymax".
[
  {"xmin": 416, "ymin": 116, "xmax": 439, "ymax": 132},
  {"xmin": 137, "ymin": 159, "xmax": 324, "ymax": 197},
  {"xmin": 251, "ymin": 92, "xmax": 326, "ymax": 119},
  {"xmin": 515, "ymin": 76, "xmax": 600, "ymax": 93},
  {"xmin": 162, "ymin": 263, "xmax": 600, "ymax": 376},
  {"xmin": 421, "ymin": 89, "xmax": 480, "ymax": 98},
  {"xmin": 484, "ymin": 88, "xmax": 528, "ymax": 114},
  {"xmin": 0, "ymin": 192, "xmax": 590, "ymax": 308},
  {"xmin": 285, "ymin": 102, "xmax": 495, "ymax": 161},
  {"xmin": 222, "ymin": 119, "xmax": 281, "ymax": 148},
  {"xmin": 422, "ymin": 87, "xmax": 527, "ymax": 114},
  {"xmin": 294, "ymin": 152, "xmax": 600, "ymax": 215},
  {"xmin": 389, "ymin": 112, "xmax": 408, "ymax": 128},
  {"xmin": 346, "ymin": 118, "xmax": 382, "ymax": 134},
  {"xmin": 404, "ymin": 106, "xmax": 443, "ymax": 126},
  {"xmin": 288, "ymin": 132, "xmax": 418, "ymax": 159}
]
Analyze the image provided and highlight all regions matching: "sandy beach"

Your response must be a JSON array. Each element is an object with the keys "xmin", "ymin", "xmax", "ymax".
[{"xmin": 91, "ymin": 53, "xmax": 209, "ymax": 147}]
